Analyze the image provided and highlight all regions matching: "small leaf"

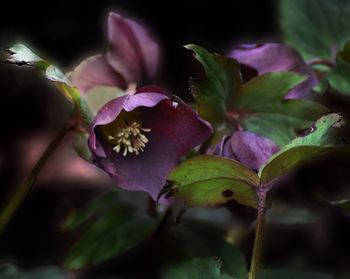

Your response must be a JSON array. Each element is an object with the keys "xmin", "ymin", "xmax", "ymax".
[
  {"xmin": 279, "ymin": 0, "xmax": 350, "ymax": 60},
  {"xmin": 0, "ymin": 264, "xmax": 73, "ymax": 279},
  {"xmin": 163, "ymin": 257, "xmax": 233, "ymax": 279},
  {"xmin": 5, "ymin": 43, "xmax": 49, "ymax": 69},
  {"xmin": 328, "ymin": 41, "xmax": 350, "ymax": 94},
  {"xmin": 258, "ymin": 269, "xmax": 334, "ymax": 279},
  {"xmin": 5, "ymin": 43, "xmax": 94, "ymax": 124},
  {"xmin": 259, "ymin": 113, "xmax": 343, "ymax": 184},
  {"xmin": 236, "ymin": 72, "xmax": 329, "ymax": 147},
  {"xmin": 185, "ymin": 44, "xmax": 242, "ymax": 127},
  {"xmin": 63, "ymin": 189, "xmax": 155, "ymax": 269},
  {"xmin": 168, "ymin": 155, "xmax": 258, "ymax": 208}
]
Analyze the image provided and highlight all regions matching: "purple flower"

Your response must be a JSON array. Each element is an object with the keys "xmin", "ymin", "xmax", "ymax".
[
  {"xmin": 69, "ymin": 12, "xmax": 160, "ymax": 94},
  {"xmin": 229, "ymin": 43, "xmax": 317, "ymax": 99},
  {"xmin": 209, "ymin": 131, "xmax": 279, "ymax": 170},
  {"xmin": 89, "ymin": 87, "xmax": 213, "ymax": 201}
]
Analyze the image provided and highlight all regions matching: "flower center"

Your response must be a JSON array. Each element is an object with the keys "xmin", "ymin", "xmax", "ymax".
[{"xmin": 102, "ymin": 111, "xmax": 151, "ymax": 156}]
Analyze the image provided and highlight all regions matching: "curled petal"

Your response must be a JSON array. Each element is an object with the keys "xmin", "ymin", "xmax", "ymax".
[
  {"xmin": 229, "ymin": 43, "xmax": 317, "ymax": 99},
  {"xmin": 106, "ymin": 12, "xmax": 160, "ymax": 84},
  {"xmin": 69, "ymin": 55, "xmax": 125, "ymax": 94}
]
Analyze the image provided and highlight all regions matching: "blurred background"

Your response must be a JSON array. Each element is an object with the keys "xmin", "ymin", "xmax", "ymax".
[{"xmin": 1, "ymin": 0, "xmax": 350, "ymax": 278}]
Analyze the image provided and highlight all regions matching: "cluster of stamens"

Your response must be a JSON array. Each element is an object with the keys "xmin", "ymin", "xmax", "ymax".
[{"xmin": 107, "ymin": 121, "xmax": 151, "ymax": 156}]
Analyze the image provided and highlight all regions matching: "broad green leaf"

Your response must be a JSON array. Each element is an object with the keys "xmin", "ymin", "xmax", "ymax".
[
  {"xmin": 236, "ymin": 72, "xmax": 329, "ymax": 147},
  {"xmin": 85, "ymin": 86, "xmax": 127, "ymax": 113},
  {"xmin": 168, "ymin": 155, "xmax": 258, "ymax": 208},
  {"xmin": 163, "ymin": 257, "xmax": 233, "ymax": 279},
  {"xmin": 63, "ymin": 189, "xmax": 155, "ymax": 269},
  {"xmin": 329, "ymin": 42, "xmax": 350, "ymax": 94},
  {"xmin": 259, "ymin": 114, "xmax": 342, "ymax": 184},
  {"xmin": 279, "ymin": 0, "xmax": 350, "ymax": 60},
  {"xmin": 0, "ymin": 264, "xmax": 73, "ymax": 279},
  {"xmin": 185, "ymin": 44, "xmax": 242, "ymax": 127},
  {"xmin": 258, "ymin": 269, "xmax": 334, "ymax": 279}
]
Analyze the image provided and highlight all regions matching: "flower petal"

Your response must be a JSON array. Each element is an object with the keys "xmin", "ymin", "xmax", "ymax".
[
  {"xmin": 106, "ymin": 12, "xmax": 160, "ymax": 85},
  {"xmin": 230, "ymin": 131, "xmax": 279, "ymax": 170},
  {"xmin": 88, "ymin": 88, "xmax": 213, "ymax": 202},
  {"xmin": 69, "ymin": 55, "xmax": 125, "ymax": 94},
  {"xmin": 229, "ymin": 43, "xmax": 317, "ymax": 99}
]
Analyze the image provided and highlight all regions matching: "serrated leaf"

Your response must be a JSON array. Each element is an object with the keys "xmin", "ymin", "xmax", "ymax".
[
  {"xmin": 258, "ymin": 269, "xmax": 334, "ymax": 279},
  {"xmin": 328, "ymin": 42, "xmax": 350, "ymax": 94},
  {"xmin": 236, "ymin": 72, "xmax": 329, "ymax": 147},
  {"xmin": 163, "ymin": 257, "xmax": 233, "ymax": 279},
  {"xmin": 168, "ymin": 155, "xmax": 258, "ymax": 208},
  {"xmin": 259, "ymin": 114, "xmax": 342, "ymax": 184},
  {"xmin": 0, "ymin": 264, "xmax": 73, "ymax": 279},
  {"xmin": 63, "ymin": 189, "xmax": 155, "ymax": 269},
  {"xmin": 186, "ymin": 44, "xmax": 242, "ymax": 127},
  {"xmin": 279, "ymin": 0, "xmax": 350, "ymax": 60}
]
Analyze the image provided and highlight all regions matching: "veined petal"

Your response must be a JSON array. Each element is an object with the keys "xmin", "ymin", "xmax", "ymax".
[
  {"xmin": 106, "ymin": 12, "xmax": 160, "ymax": 85},
  {"xmin": 69, "ymin": 55, "xmax": 125, "ymax": 94}
]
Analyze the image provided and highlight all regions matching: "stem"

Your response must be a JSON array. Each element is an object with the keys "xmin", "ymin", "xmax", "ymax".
[
  {"xmin": 0, "ymin": 124, "xmax": 70, "ymax": 234},
  {"xmin": 248, "ymin": 189, "xmax": 267, "ymax": 279}
]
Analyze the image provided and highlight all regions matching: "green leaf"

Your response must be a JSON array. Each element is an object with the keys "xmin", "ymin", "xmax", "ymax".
[
  {"xmin": 185, "ymin": 44, "xmax": 242, "ymax": 127},
  {"xmin": 279, "ymin": 0, "xmax": 350, "ymax": 60},
  {"xmin": 163, "ymin": 257, "xmax": 233, "ymax": 279},
  {"xmin": 85, "ymin": 86, "xmax": 127, "ymax": 113},
  {"xmin": 0, "ymin": 264, "xmax": 72, "ymax": 279},
  {"xmin": 168, "ymin": 155, "xmax": 258, "ymax": 208},
  {"xmin": 236, "ymin": 72, "xmax": 329, "ymax": 147},
  {"xmin": 73, "ymin": 133, "xmax": 92, "ymax": 162},
  {"xmin": 258, "ymin": 269, "xmax": 334, "ymax": 279},
  {"xmin": 5, "ymin": 43, "xmax": 50, "ymax": 69},
  {"xmin": 329, "ymin": 42, "xmax": 350, "ymax": 94},
  {"xmin": 5, "ymin": 43, "xmax": 94, "ymax": 124},
  {"xmin": 164, "ymin": 224, "xmax": 247, "ymax": 278},
  {"xmin": 259, "ymin": 113, "xmax": 342, "ymax": 184},
  {"xmin": 63, "ymin": 189, "xmax": 155, "ymax": 269}
]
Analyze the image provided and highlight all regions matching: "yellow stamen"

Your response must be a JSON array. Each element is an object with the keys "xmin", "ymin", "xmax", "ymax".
[{"xmin": 102, "ymin": 111, "xmax": 151, "ymax": 156}]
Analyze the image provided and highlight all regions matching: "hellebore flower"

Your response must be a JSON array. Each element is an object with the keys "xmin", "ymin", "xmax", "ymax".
[
  {"xmin": 209, "ymin": 131, "xmax": 279, "ymax": 170},
  {"xmin": 70, "ymin": 12, "xmax": 160, "ymax": 94},
  {"xmin": 89, "ymin": 87, "xmax": 213, "ymax": 201},
  {"xmin": 229, "ymin": 43, "xmax": 317, "ymax": 99}
]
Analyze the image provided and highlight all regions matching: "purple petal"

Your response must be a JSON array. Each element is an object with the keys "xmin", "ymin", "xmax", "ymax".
[
  {"xmin": 106, "ymin": 12, "xmax": 160, "ymax": 85},
  {"xmin": 88, "ymin": 88, "xmax": 213, "ymax": 202},
  {"xmin": 69, "ymin": 55, "xmax": 126, "ymax": 94},
  {"xmin": 88, "ymin": 90, "xmax": 168, "ymax": 157},
  {"xmin": 207, "ymin": 135, "xmax": 237, "ymax": 160},
  {"xmin": 230, "ymin": 131, "xmax": 279, "ymax": 170},
  {"xmin": 229, "ymin": 43, "xmax": 317, "ymax": 99}
]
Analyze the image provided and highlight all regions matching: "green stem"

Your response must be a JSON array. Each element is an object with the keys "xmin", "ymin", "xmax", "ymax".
[
  {"xmin": 248, "ymin": 190, "xmax": 267, "ymax": 279},
  {"xmin": 0, "ymin": 124, "xmax": 70, "ymax": 234}
]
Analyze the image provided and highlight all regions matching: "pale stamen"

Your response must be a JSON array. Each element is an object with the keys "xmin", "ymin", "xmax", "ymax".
[{"xmin": 109, "ymin": 121, "xmax": 151, "ymax": 156}]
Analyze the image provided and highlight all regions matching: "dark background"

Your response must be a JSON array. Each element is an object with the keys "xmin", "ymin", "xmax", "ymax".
[{"xmin": 2, "ymin": 0, "xmax": 350, "ymax": 278}]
